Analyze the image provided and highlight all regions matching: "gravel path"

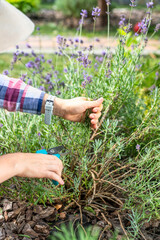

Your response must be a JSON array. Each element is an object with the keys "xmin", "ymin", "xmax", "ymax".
[{"xmin": 3, "ymin": 36, "xmax": 160, "ymax": 55}]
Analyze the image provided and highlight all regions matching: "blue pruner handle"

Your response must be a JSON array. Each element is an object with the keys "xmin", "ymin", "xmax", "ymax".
[{"xmin": 36, "ymin": 149, "xmax": 60, "ymax": 186}]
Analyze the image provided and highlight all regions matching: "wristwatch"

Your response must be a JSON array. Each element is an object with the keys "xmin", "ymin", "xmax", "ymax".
[{"xmin": 45, "ymin": 95, "xmax": 56, "ymax": 125}]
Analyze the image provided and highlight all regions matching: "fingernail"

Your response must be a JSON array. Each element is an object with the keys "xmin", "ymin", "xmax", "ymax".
[{"xmin": 98, "ymin": 97, "xmax": 103, "ymax": 101}]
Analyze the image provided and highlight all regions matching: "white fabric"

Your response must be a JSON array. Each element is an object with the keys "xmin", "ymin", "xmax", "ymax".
[{"xmin": 0, "ymin": 0, "xmax": 34, "ymax": 52}]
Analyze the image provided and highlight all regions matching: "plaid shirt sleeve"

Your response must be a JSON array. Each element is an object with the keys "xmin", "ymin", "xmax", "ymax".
[{"xmin": 0, "ymin": 74, "xmax": 45, "ymax": 115}]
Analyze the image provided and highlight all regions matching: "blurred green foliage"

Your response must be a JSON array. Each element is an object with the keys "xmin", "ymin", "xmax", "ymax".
[
  {"xmin": 6, "ymin": 0, "xmax": 40, "ymax": 13},
  {"xmin": 54, "ymin": 0, "xmax": 97, "ymax": 18}
]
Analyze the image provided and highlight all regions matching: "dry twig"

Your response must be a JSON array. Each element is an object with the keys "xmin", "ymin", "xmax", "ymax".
[
  {"xmin": 90, "ymin": 94, "xmax": 119, "ymax": 141},
  {"xmin": 118, "ymin": 213, "xmax": 130, "ymax": 240}
]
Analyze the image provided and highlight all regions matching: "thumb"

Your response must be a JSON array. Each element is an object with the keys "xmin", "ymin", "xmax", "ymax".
[{"xmin": 85, "ymin": 97, "xmax": 103, "ymax": 109}]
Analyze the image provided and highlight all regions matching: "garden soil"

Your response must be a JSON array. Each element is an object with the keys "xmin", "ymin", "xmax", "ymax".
[{"xmin": 0, "ymin": 198, "xmax": 160, "ymax": 240}]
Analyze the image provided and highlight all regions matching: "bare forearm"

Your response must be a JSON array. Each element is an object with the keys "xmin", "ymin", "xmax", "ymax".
[{"xmin": 0, "ymin": 154, "xmax": 18, "ymax": 183}]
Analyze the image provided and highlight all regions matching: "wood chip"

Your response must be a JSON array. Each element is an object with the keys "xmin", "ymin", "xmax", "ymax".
[
  {"xmin": 2, "ymin": 200, "xmax": 12, "ymax": 212},
  {"xmin": 59, "ymin": 212, "xmax": 66, "ymax": 220},
  {"xmin": 38, "ymin": 207, "xmax": 55, "ymax": 219},
  {"xmin": 26, "ymin": 209, "xmax": 33, "ymax": 222},
  {"xmin": 33, "ymin": 206, "xmax": 43, "ymax": 214},
  {"xmin": 17, "ymin": 220, "xmax": 25, "ymax": 234},
  {"xmin": 55, "ymin": 204, "xmax": 62, "ymax": 210},
  {"xmin": 0, "ymin": 227, "xmax": 5, "ymax": 240},
  {"xmin": 22, "ymin": 223, "xmax": 39, "ymax": 238},
  {"xmin": 34, "ymin": 224, "xmax": 50, "ymax": 235},
  {"xmin": 4, "ymin": 211, "xmax": 8, "ymax": 222}
]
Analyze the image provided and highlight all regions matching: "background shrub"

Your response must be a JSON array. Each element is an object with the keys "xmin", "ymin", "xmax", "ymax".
[
  {"xmin": 54, "ymin": 0, "xmax": 97, "ymax": 18},
  {"xmin": 7, "ymin": 0, "xmax": 40, "ymax": 13}
]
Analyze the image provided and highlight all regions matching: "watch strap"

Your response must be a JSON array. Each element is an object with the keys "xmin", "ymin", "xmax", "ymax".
[{"xmin": 45, "ymin": 95, "xmax": 55, "ymax": 125}]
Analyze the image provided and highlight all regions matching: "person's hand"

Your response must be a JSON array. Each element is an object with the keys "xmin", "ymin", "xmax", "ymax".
[
  {"xmin": 54, "ymin": 97, "xmax": 103, "ymax": 129},
  {"xmin": 0, "ymin": 153, "xmax": 64, "ymax": 185}
]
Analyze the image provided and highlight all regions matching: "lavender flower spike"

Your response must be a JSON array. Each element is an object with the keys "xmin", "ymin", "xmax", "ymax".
[
  {"xmin": 92, "ymin": 7, "xmax": 101, "ymax": 20},
  {"xmin": 146, "ymin": 2, "xmax": 154, "ymax": 8},
  {"xmin": 80, "ymin": 9, "xmax": 88, "ymax": 18},
  {"xmin": 154, "ymin": 23, "xmax": 160, "ymax": 32},
  {"xmin": 105, "ymin": 0, "xmax": 111, "ymax": 5},
  {"xmin": 119, "ymin": 15, "xmax": 126, "ymax": 27},
  {"xmin": 56, "ymin": 35, "xmax": 64, "ymax": 46},
  {"xmin": 130, "ymin": 0, "xmax": 136, "ymax": 7},
  {"xmin": 92, "ymin": 7, "xmax": 101, "ymax": 16},
  {"xmin": 136, "ymin": 144, "xmax": 140, "ymax": 151}
]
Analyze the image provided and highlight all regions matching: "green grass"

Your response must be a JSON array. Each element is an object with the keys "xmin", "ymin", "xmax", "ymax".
[
  {"xmin": 33, "ymin": 22, "xmax": 160, "ymax": 39},
  {"xmin": 33, "ymin": 22, "xmax": 119, "ymax": 37}
]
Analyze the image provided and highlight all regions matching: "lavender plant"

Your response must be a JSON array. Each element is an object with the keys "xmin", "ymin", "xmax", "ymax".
[{"xmin": 0, "ymin": 0, "xmax": 160, "ymax": 238}]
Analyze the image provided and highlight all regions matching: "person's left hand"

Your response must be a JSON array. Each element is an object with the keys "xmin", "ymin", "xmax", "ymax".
[{"xmin": 54, "ymin": 97, "xmax": 103, "ymax": 129}]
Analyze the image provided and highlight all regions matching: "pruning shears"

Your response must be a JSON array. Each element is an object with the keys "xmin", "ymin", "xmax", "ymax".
[{"xmin": 36, "ymin": 145, "xmax": 65, "ymax": 186}]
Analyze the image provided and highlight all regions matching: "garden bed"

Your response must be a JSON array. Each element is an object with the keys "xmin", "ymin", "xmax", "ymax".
[
  {"xmin": 0, "ymin": 2, "xmax": 160, "ymax": 239},
  {"xmin": 0, "ymin": 197, "xmax": 160, "ymax": 240}
]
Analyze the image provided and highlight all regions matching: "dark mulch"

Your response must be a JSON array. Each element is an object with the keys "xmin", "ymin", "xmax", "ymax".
[{"xmin": 0, "ymin": 198, "xmax": 160, "ymax": 240}]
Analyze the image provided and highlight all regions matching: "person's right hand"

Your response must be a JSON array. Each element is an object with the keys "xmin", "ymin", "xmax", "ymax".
[{"xmin": 9, "ymin": 152, "xmax": 64, "ymax": 185}]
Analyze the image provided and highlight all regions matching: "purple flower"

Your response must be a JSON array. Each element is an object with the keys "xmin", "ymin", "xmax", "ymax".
[
  {"xmin": 16, "ymin": 45, "xmax": 19, "ymax": 49},
  {"xmin": 92, "ymin": 7, "xmax": 101, "ymax": 20},
  {"xmin": 56, "ymin": 90, "xmax": 61, "ymax": 95},
  {"xmin": 144, "ymin": 37, "xmax": 148, "ymax": 46},
  {"xmin": 64, "ymin": 68, "xmax": 68, "ymax": 73},
  {"xmin": 125, "ymin": 23, "xmax": 132, "ymax": 33},
  {"xmin": 26, "ymin": 43, "xmax": 31, "ymax": 48},
  {"xmin": 36, "ymin": 27, "xmax": 40, "ymax": 31},
  {"xmin": 24, "ymin": 53, "xmax": 29, "ymax": 57},
  {"xmin": 129, "ymin": 0, "xmax": 136, "ymax": 7},
  {"xmin": 0, "ymin": 123, "xmax": 3, "ymax": 128},
  {"xmin": 154, "ymin": 23, "xmax": 160, "ymax": 32},
  {"xmin": 106, "ymin": 69, "xmax": 112, "ymax": 78},
  {"xmin": 119, "ymin": 15, "xmax": 126, "ymax": 27},
  {"xmin": 86, "ymin": 75, "xmax": 92, "ymax": 83},
  {"xmin": 27, "ymin": 79, "xmax": 32, "ymax": 85},
  {"xmin": 39, "ymin": 86, "xmax": 45, "ymax": 91},
  {"xmin": 20, "ymin": 73, "xmax": 27, "ymax": 81},
  {"xmin": 12, "ymin": 53, "xmax": 18, "ymax": 63},
  {"xmin": 105, "ymin": 0, "xmax": 111, "ymax": 5},
  {"xmin": 47, "ymin": 59, "xmax": 52, "ymax": 64},
  {"xmin": 80, "ymin": 9, "xmax": 88, "ymax": 18},
  {"xmin": 31, "ymin": 50, "xmax": 36, "ymax": 57},
  {"xmin": 155, "ymin": 72, "xmax": 159, "ymax": 80},
  {"xmin": 138, "ymin": 18, "xmax": 149, "ymax": 34},
  {"xmin": 45, "ymin": 73, "xmax": 52, "ymax": 82},
  {"xmin": 56, "ymin": 35, "xmax": 64, "ymax": 46},
  {"xmin": 38, "ymin": 132, "xmax": 41, "ymax": 137},
  {"xmin": 88, "ymin": 45, "xmax": 93, "ymax": 51},
  {"xmin": 102, "ymin": 51, "xmax": 106, "ymax": 56},
  {"xmin": 3, "ymin": 70, "xmax": 9, "ymax": 75},
  {"xmin": 146, "ymin": 2, "xmax": 154, "ymax": 8},
  {"xmin": 80, "ymin": 54, "xmax": 92, "ymax": 68},
  {"xmin": 74, "ymin": 38, "xmax": 79, "ymax": 43},
  {"xmin": 82, "ymin": 81, "xmax": 86, "ymax": 88},
  {"xmin": 136, "ymin": 144, "xmax": 140, "ymax": 151},
  {"xmin": 94, "ymin": 63, "xmax": 98, "ymax": 69},
  {"xmin": 25, "ymin": 61, "xmax": 34, "ymax": 69}
]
